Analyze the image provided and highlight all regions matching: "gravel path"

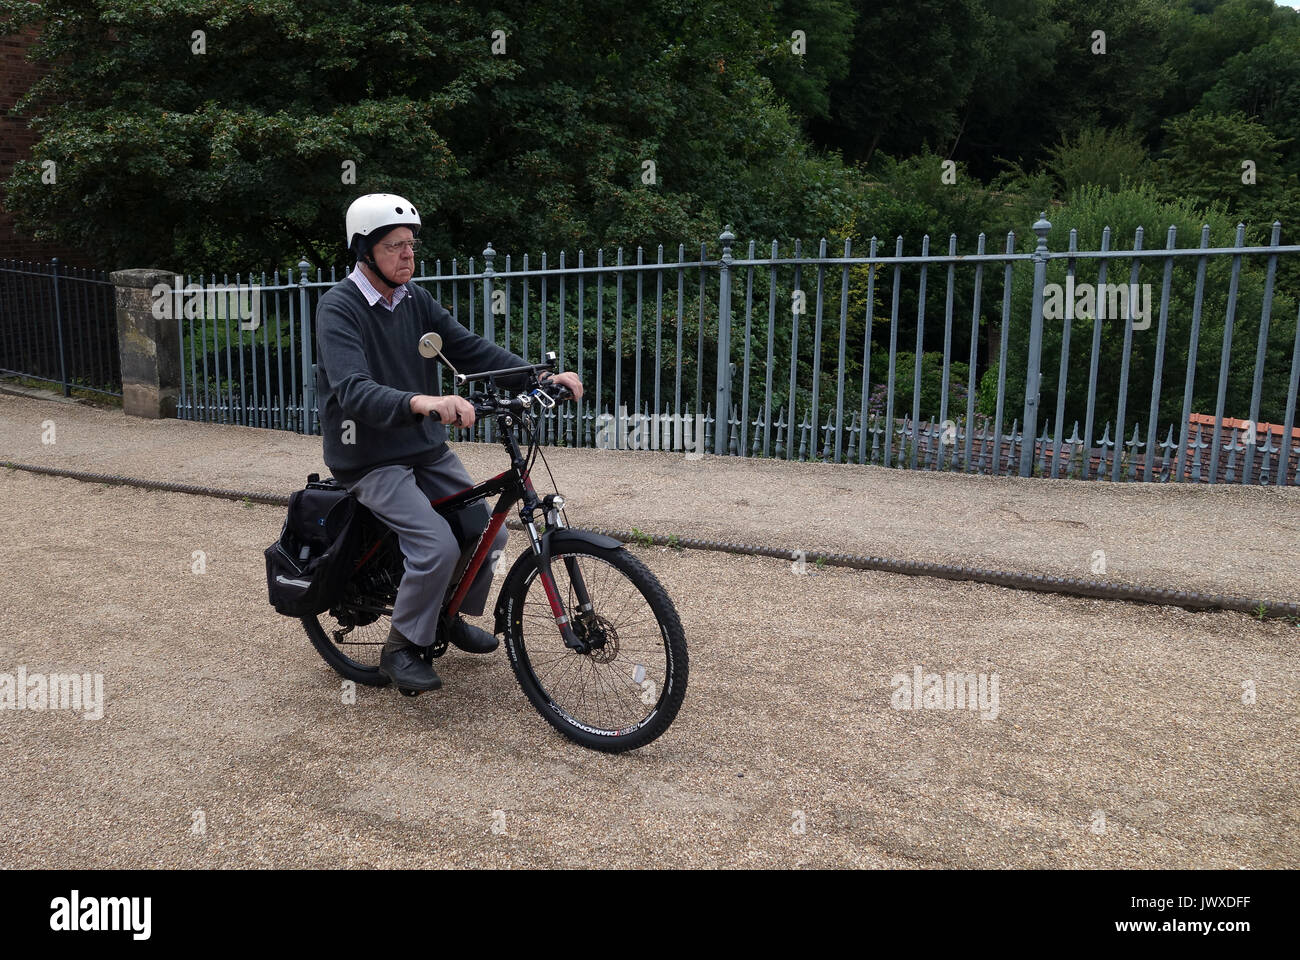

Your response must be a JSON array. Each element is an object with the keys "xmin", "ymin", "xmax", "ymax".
[{"xmin": 1, "ymin": 392, "xmax": 1297, "ymax": 867}]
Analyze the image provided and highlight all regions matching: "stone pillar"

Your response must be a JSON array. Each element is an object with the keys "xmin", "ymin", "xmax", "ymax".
[{"xmin": 111, "ymin": 268, "xmax": 180, "ymax": 418}]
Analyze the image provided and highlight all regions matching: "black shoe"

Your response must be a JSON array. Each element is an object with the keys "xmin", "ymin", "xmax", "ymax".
[
  {"xmin": 379, "ymin": 627, "xmax": 442, "ymax": 691},
  {"xmin": 446, "ymin": 615, "xmax": 499, "ymax": 654}
]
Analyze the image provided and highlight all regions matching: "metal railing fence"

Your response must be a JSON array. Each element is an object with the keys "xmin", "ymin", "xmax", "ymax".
[
  {"xmin": 172, "ymin": 216, "xmax": 1300, "ymax": 485},
  {"xmin": 0, "ymin": 258, "xmax": 120, "ymax": 397}
]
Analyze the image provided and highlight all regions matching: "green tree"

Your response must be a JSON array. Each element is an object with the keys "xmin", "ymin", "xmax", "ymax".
[
  {"xmin": 848, "ymin": 150, "xmax": 1029, "ymax": 374},
  {"xmin": 1038, "ymin": 0, "xmax": 1176, "ymax": 145},
  {"xmin": 1154, "ymin": 111, "xmax": 1298, "ymax": 232},
  {"xmin": 0, "ymin": 0, "xmax": 869, "ymax": 272},
  {"xmin": 1199, "ymin": 31, "xmax": 1300, "ymax": 167},
  {"xmin": 810, "ymin": 0, "xmax": 989, "ymax": 166},
  {"xmin": 950, "ymin": 0, "xmax": 1065, "ymax": 178},
  {"xmin": 1041, "ymin": 127, "xmax": 1154, "ymax": 194},
  {"xmin": 759, "ymin": 0, "xmax": 857, "ymax": 125},
  {"xmin": 1, "ymin": 0, "xmax": 514, "ymax": 269},
  {"xmin": 1000, "ymin": 183, "xmax": 1297, "ymax": 440},
  {"xmin": 1155, "ymin": 0, "xmax": 1286, "ymax": 129}
]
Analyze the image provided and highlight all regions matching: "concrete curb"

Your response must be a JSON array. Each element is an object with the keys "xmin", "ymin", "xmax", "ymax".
[{"xmin": 5, "ymin": 458, "xmax": 1298, "ymax": 621}]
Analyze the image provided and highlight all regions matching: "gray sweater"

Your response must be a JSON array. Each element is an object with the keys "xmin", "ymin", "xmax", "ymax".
[{"xmin": 314, "ymin": 279, "xmax": 527, "ymax": 484}]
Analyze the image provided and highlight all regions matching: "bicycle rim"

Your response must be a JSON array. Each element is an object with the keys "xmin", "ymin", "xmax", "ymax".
[
  {"xmin": 302, "ymin": 519, "xmax": 401, "ymax": 683},
  {"xmin": 508, "ymin": 546, "xmax": 685, "ymax": 744},
  {"xmin": 324, "ymin": 603, "xmax": 389, "ymax": 668}
]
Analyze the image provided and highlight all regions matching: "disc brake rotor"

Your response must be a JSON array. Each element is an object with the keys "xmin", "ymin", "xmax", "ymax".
[{"xmin": 583, "ymin": 614, "xmax": 620, "ymax": 663}]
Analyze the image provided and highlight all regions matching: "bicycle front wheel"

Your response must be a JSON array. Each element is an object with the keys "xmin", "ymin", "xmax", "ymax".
[{"xmin": 503, "ymin": 540, "xmax": 688, "ymax": 752}]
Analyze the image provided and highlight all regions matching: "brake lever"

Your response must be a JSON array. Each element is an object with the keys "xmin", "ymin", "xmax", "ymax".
[{"xmin": 535, "ymin": 370, "xmax": 572, "ymax": 406}]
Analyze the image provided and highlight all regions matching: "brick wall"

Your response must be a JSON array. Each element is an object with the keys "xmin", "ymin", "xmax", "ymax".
[{"xmin": 0, "ymin": 23, "xmax": 93, "ymax": 265}]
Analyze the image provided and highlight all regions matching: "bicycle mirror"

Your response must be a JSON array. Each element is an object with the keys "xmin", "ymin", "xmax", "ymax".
[{"xmin": 417, "ymin": 332, "xmax": 443, "ymax": 359}]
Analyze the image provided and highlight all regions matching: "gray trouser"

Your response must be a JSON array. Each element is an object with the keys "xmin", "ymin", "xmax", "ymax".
[{"xmin": 341, "ymin": 449, "xmax": 509, "ymax": 647}]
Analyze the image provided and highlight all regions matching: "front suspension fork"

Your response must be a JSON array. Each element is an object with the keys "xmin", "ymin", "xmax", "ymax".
[{"xmin": 526, "ymin": 498, "xmax": 596, "ymax": 652}]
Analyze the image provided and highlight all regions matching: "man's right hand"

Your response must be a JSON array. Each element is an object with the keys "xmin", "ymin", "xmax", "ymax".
[{"xmin": 411, "ymin": 394, "xmax": 476, "ymax": 428}]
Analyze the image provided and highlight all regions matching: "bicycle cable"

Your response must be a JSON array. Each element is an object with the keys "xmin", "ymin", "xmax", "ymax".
[{"xmin": 520, "ymin": 399, "xmax": 570, "ymax": 528}]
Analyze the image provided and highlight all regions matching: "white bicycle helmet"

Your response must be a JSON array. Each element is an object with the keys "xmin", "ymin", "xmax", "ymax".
[{"xmin": 345, "ymin": 193, "xmax": 421, "ymax": 286}]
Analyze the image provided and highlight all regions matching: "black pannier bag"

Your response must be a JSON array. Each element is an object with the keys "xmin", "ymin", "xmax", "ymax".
[{"xmin": 265, "ymin": 474, "xmax": 362, "ymax": 617}]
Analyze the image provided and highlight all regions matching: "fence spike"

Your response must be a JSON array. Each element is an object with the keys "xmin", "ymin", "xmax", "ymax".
[
  {"xmin": 925, "ymin": 417, "xmax": 939, "ymax": 470},
  {"xmin": 1124, "ymin": 423, "xmax": 1143, "ymax": 482},
  {"xmin": 1256, "ymin": 425, "xmax": 1279, "ymax": 484},
  {"xmin": 1159, "ymin": 424, "xmax": 1177, "ymax": 482},
  {"xmin": 1036, "ymin": 419, "xmax": 1050, "ymax": 476},
  {"xmin": 1224, "ymin": 427, "xmax": 1240, "ymax": 484},
  {"xmin": 1005, "ymin": 418, "xmax": 1020, "ymax": 473}
]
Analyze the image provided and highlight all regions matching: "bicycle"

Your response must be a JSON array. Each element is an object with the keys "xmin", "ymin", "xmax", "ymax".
[{"xmin": 301, "ymin": 334, "xmax": 688, "ymax": 752}]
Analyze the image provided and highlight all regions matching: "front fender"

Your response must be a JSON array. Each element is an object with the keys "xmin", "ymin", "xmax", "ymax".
[{"xmin": 492, "ymin": 528, "xmax": 624, "ymax": 636}]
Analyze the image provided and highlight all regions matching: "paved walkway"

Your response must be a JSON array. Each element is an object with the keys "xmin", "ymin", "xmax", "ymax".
[{"xmin": 2, "ymin": 391, "xmax": 1297, "ymax": 602}]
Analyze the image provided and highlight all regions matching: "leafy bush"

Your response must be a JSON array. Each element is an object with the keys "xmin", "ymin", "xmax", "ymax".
[
  {"xmin": 1001, "ymin": 182, "xmax": 1298, "ymax": 433},
  {"xmin": 976, "ymin": 363, "xmax": 1001, "ymax": 418},
  {"xmin": 866, "ymin": 350, "xmax": 970, "ymax": 423},
  {"xmin": 1042, "ymin": 127, "xmax": 1153, "ymax": 194}
]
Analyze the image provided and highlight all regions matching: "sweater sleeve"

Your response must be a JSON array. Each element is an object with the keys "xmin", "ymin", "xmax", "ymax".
[{"xmin": 316, "ymin": 300, "xmax": 420, "ymax": 427}]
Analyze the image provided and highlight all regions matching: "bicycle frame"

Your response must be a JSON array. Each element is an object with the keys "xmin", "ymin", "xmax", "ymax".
[{"xmin": 346, "ymin": 405, "xmax": 594, "ymax": 651}]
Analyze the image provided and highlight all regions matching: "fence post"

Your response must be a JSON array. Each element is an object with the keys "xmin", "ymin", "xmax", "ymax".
[
  {"xmin": 50, "ymin": 258, "xmax": 71, "ymax": 397},
  {"xmin": 482, "ymin": 241, "xmax": 496, "ymax": 345},
  {"xmin": 109, "ymin": 267, "xmax": 181, "ymax": 417},
  {"xmin": 483, "ymin": 241, "xmax": 497, "ymax": 443},
  {"xmin": 1242, "ymin": 221, "xmax": 1281, "ymax": 485},
  {"xmin": 1019, "ymin": 213, "xmax": 1051, "ymax": 477},
  {"xmin": 297, "ymin": 259, "xmax": 314, "ymax": 434},
  {"xmin": 714, "ymin": 225, "xmax": 735, "ymax": 455}
]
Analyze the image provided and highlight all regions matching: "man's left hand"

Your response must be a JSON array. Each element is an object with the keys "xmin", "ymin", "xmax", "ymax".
[{"xmin": 543, "ymin": 370, "xmax": 584, "ymax": 401}]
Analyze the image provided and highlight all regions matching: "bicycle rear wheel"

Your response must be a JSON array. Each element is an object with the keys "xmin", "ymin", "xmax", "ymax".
[
  {"xmin": 502, "ymin": 540, "xmax": 687, "ymax": 752},
  {"xmin": 302, "ymin": 601, "xmax": 391, "ymax": 687},
  {"xmin": 300, "ymin": 513, "xmax": 403, "ymax": 687}
]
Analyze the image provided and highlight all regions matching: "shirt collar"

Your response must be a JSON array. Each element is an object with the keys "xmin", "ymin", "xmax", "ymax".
[{"xmin": 348, "ymin": 264, "xmax": 408, "ymax": 312}]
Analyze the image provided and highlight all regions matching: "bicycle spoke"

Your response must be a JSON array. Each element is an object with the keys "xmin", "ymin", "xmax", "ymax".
[{"xmin": 515, "ymin": 550, "xmax": 669, "ymax": 734}]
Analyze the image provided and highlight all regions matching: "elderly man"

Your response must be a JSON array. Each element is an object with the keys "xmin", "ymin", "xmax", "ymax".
[{"xmin": 314, "ymin": 193, "xmax": 583, "ymax": 692}]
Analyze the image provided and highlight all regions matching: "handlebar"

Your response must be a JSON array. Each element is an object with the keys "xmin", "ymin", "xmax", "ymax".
[{"xmin": 468, "ymin": 379, "xmax": 574, "ymax": 419}]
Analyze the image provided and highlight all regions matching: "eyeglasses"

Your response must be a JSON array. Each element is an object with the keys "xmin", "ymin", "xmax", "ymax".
[{"xmin": 379, "ymin": 239, "xmax": 420, "ymax": 253}]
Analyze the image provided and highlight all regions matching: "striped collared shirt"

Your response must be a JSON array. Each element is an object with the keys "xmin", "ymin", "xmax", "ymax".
[{"xmin": 348, "ymin": 264, "xmax": 409, "ymax": 312}]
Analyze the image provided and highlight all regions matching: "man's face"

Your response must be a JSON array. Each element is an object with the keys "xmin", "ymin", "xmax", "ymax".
[{"xmin": 370, "ymin": 226, "xmax": 416, "ymax": 286}]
